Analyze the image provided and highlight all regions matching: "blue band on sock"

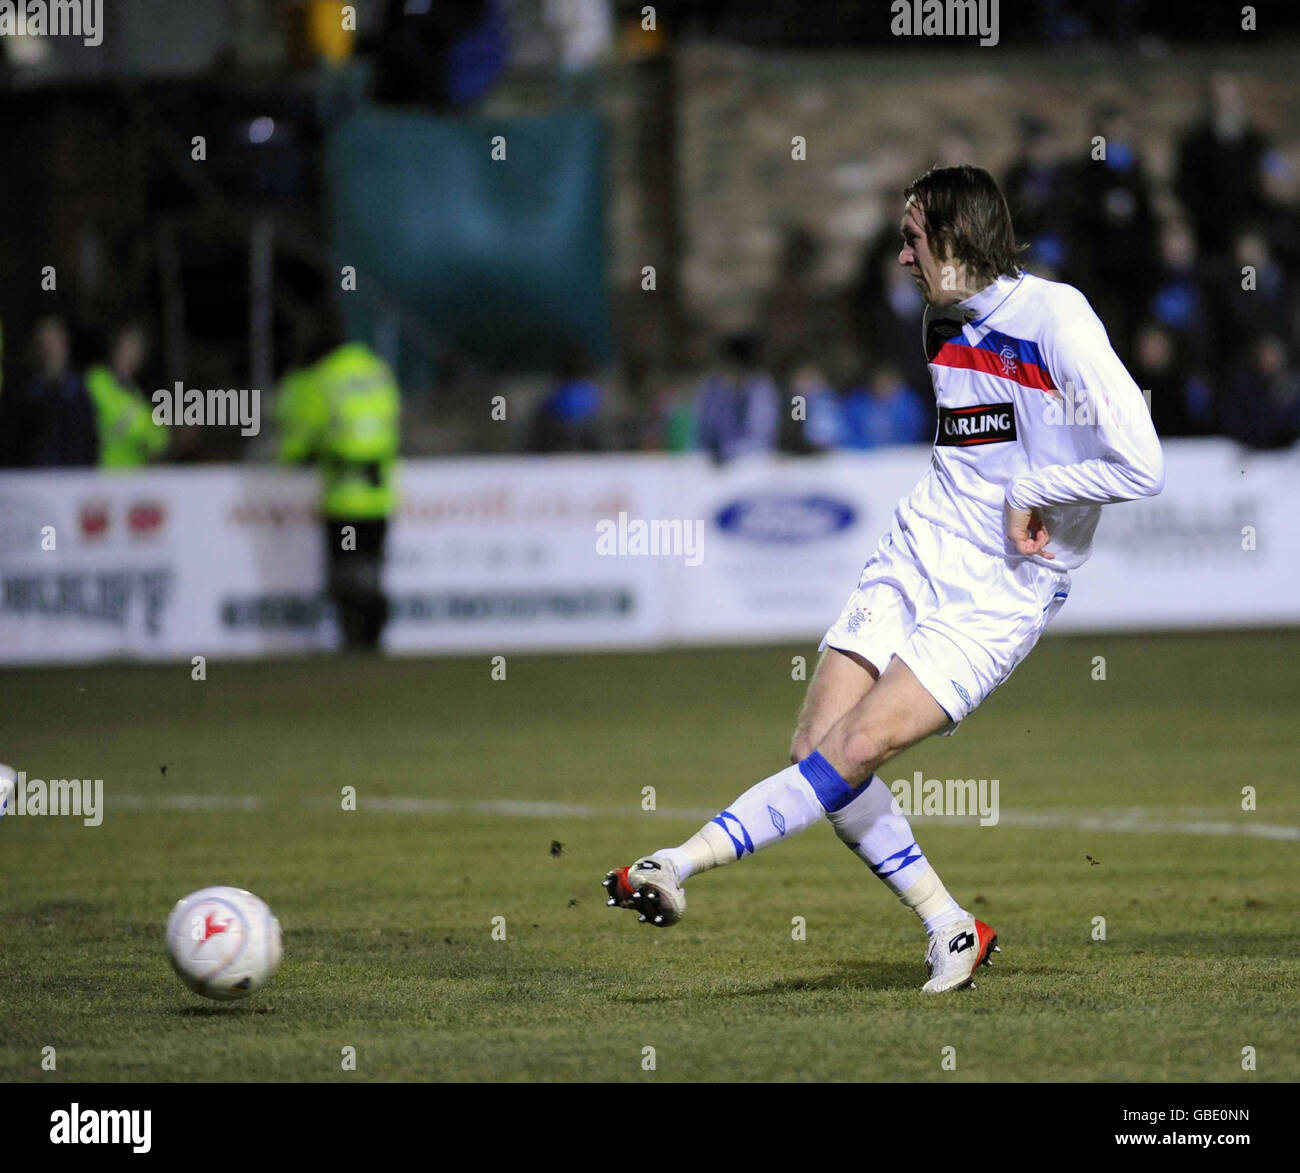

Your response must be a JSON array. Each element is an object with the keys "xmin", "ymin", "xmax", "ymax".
[
  {"xmin": 798, "ymin": 751, "xmax": 861, "ymax": 813},
  {"xmin": 710, "ymin": 809, "xmax": 754, "ymax": 859},
  {"xmin": 870, "ymin": 841, "xmax": 923, "ymax": 877}
]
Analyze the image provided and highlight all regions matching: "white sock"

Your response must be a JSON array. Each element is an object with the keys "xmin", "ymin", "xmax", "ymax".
[
  {"xmin": 655, "ymin": 762, "xmax": 829, "ymax": 882},
  {"xmin": 826, "ymin": 774, "xmax": 968, "ymax": 934}
]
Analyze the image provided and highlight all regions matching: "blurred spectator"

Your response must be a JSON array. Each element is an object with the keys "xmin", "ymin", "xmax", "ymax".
[
  {"xmin": 840, "ymin": 365, "xmax": 929, "ymax": 450},
  {"xmin": 1216, "ymin": 228, "xmax": 1294, "ymax": 354},
  {"xmin": 762, "ymin": 229, "xmax": 819, "ymax": 377},
  {"xmin": 1004, "ymin": 115, "xmax": 1070, "ymax": 256},
  {"xmin": 375, "ymin": 0, "xmax": 508, "ymax": 110},
  {"xmin": 543, "ymin": 0, "xmax": 614, "ymax": 70},
  {"xmin": 1149, "ymin": 219, "xmax": 1211, "ymax": 369},
  {"xmin": 526, "ymin": 348, "xmax": 606, "ymax": 452},
  {"xmin": 1065, "ymin": 104, "xmax": 1158, "ymax": 356},
  {"xmin": 761, "ymin": 228, "xmax": 849, "ymax": 378},
  {"xmin": 1175, "ymin": 73, "xmax": 1270, "ymax": 260},
  {"xmin": 1131, "ymin": 321, "xmax": 1214, "ymax": 438},
  {"xmin": 849, "ymin": 225, "xmax": 931, "ymax": 428},
  {"xmin": 1258, "ymin": 151, "xmax": 1300, "ymax": 272},
  {"xmin": 85, "ymin": 320, "xmax": 168, "ymax": 469},
  {"xmin": 0, "ymin": 315, "xmax": 97, "ymax": 468},
  {"xmin": 790, "ymin": 363, "xmax": 841, "ymax": 452},
  {"xmin": 641, "ymin": 373, "xmax": 697, "ymax": 452},
  {"xmin": 1220, "ymin": 334, "xmax": 1300, "ymax": 450},
  {"xmin": 695, "ymin": 333, "xmax": 779, "ymax": 464}
]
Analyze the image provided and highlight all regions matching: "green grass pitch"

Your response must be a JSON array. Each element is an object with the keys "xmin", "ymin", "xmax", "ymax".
[{"xmin": 1, "ymin": 631, "xmax": 1296, "ymax": 1082}]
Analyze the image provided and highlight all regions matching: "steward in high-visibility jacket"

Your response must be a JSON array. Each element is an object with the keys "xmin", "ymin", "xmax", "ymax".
[
  {"xmin": 277, "ymin": 342, "xmax": 401, "ymax": 650},
  {"xmin": 85, "ymin": 366, "xmax": 167, "ymax": 469},
  {"xmin": 278, "ymin": 342, "xmax": 401, "ymax": 519}
]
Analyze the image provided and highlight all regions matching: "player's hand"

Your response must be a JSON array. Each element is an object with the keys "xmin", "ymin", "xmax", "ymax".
[{"xmin": 1005, "ymin": 503, "xmax": 1055, "ymax": 559}]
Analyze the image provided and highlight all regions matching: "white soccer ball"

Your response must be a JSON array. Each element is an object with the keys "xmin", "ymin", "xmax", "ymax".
[{"xmin": 165, "ymin": 886, "xmax": 282, "ymax": 1001}]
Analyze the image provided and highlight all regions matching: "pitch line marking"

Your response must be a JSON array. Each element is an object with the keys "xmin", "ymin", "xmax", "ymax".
[{"xmin": 104, "ymin": 795, "xmax": 1300, "ymax": 840}]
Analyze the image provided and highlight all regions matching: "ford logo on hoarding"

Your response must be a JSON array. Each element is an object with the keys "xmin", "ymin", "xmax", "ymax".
[{"xmin": 714, "ymin": 495, "xmax": 857, "ymax": 544}]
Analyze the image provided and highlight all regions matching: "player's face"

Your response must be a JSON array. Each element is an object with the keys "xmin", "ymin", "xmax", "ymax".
[{"xmin": 899, "ymin": 198, "xmax": 959, "ymax": 306}]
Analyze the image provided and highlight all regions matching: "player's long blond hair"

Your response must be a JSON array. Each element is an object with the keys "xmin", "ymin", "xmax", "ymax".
[{"xmin": 904, "ymin": 164, "xmax": 1024, "ymax": 287}]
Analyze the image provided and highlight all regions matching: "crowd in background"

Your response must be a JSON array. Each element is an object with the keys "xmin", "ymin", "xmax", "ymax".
[
  {"xmin": 4, "ymin": 71, "xmax": 1299, "ymax": 469},
  {"xmin": 530, "ymin": 74, "xmax": 1300, "ymax": 459}
]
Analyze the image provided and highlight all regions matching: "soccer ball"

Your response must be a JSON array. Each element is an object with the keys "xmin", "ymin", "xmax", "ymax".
[{"xmin": 165, "ymin": 886, "xmax": 282, "ymax": 1001}]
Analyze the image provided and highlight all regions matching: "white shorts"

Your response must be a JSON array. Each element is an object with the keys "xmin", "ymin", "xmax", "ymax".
[{"xmin": 820, "ymin": 509, "xmax": 1070, "ymax": 731}]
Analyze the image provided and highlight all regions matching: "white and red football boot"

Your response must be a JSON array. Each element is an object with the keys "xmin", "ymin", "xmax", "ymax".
[
  {"xmin": 602, "ymin": 856, "xmax": 686, "ymax": 927},
  {"xmin": 921, "ymin": 917, "xmax": 999, "ymax": 993}
]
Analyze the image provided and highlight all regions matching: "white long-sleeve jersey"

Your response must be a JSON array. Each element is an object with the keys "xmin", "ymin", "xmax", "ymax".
[{"xmin": 902, "ymin": 270, "xmax": 1165, "ymax": 570}]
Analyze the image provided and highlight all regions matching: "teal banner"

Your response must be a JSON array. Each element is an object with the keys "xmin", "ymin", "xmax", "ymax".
[{"xmin": 325, "ymin": 106, "xmax": 612, "ymax": 382}]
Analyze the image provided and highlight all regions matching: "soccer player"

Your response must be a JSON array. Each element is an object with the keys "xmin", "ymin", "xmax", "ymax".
[{"xmin": 603, "ymin": 164, "xmax": 1165, "ymax": 993}]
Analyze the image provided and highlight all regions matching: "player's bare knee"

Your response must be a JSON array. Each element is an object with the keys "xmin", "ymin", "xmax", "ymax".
[
  {"xmin": 838, "ymin": 726, "xmax": 891, "ymax": 777},
  {"xmin": 790, "ymin": 729, "xmax": 816, "ymax": 764}
]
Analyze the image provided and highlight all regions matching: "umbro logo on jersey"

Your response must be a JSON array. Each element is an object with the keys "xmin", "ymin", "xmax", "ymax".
[{"xmin": 937, "ymin": 403, "xmax": 1017, "ymax": 446}]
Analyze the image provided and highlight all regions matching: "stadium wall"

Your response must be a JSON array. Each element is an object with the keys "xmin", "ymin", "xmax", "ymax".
[{"xmin": 0, "ymin": 439, "xmax": 1291, "ymax": 664}]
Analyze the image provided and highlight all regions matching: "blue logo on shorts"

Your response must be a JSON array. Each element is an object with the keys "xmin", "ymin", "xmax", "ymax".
[{"xmin": 951, "ymin": 680, "xmax": 972, "ymax": 707}]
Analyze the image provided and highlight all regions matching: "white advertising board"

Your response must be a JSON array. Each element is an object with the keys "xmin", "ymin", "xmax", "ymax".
[{"xmin": 0, "ymin": 440, "xmax": 1294, "ymax": 664}]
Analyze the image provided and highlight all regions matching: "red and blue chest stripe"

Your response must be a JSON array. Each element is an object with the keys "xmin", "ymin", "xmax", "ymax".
[{"xmin": 931, "ymin": 328, "xmax": 1058, "ymax": 395}]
